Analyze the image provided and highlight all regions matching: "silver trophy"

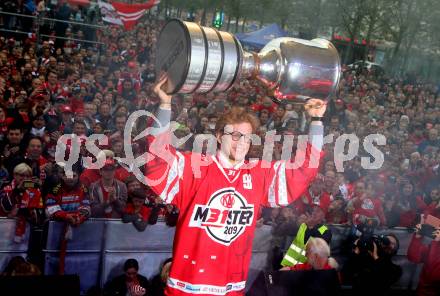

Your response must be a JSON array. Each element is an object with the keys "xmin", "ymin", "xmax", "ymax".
[{"xmin": 156, "ymin": 19, "xmax": 341, "ymax": 103}]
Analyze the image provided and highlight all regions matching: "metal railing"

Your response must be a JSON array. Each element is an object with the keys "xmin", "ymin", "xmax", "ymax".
[
  {"xmin": 0, "ymin": 28, "xmax": 105, "ymax": 45},
  {"xmin": 0, "ymin": 11, "xmax": 106, "ymax": 30},
  {"xmin": 0, "ymin": 10, "xmax": 106, "ymax": 45}
]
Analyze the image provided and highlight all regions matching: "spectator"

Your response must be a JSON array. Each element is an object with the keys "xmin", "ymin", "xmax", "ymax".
[
  {"xmin": 150, "ymin": 258, "xmax": 172, "ymax": 296},
  {"xmin": 104, "ymin": 258, "xmax": 149, "ymax": 296},
  {"xmin": 24, "ymin": 137, "xmax": 49, "ymax": 182},
  {"xmin": 45, "ymin": 164, "xmax": 90, "ymax": 226},
  {"xmin": 1, "ymin": 256, "xmax": 26, "ymax": 276},
  {"xmin": 2, "ymin": 126, "xmax": 25, "ymax": 175},
  {"xmin": 281, "ymin": 237, "xmax": 338, "ymax": 271},
  {"xmin": 2, "ymin": 256, "xmax": 41, "ymax": 276},
  {"xmin": 79, "ymin": 149, "xmax": 114, "ymax": 187},
  {"xmin": 89, "ymin": 159, "xmax": 127, "ymax": 218},
  {"xmin": 418, "ymin": 187, "xmax": 440, "ymax": 219},
  {"xmin": 347, "ymin": 180, "xmax": 387, "ymax": 228},
  {"xmin": 0, "ymin": 163, "xmax": 44, "ymax": 243},
  {"xmin": 418, "ymin": 128, "xmax": 439, "ymax": 154},
  {"xmin": 387, "ymin": 181, "xmax": 420, "ymax": 227},
  {"xmin": 407, "ymin": 217, "xmax": 440, "ymax": 296},
  {"xmin": 299, "ymin": 178, "xmax": 331, "ymax": 214},
  {"xmin": 122, "ymin": 189, "xmax": 151, "ymax": 232}
]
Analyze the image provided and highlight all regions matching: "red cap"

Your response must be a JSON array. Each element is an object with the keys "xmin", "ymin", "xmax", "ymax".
[
  {"xmin": 60, "ymin": 105, "xmax": 73, "ymax": 113},
  {"xmin": 336, "ymin": 99, "xmax": 344, "ymax": 105},
  {"xmin": 128, "ymin": 61, "xmax": 136, "ymax": 68},
  {"xmin": 76, "ymin": 108, "xmax": 85, "ymax": 115},
  {"xmin": 102, "ymin": 158, "xmax": 117, "ymax": 169}
]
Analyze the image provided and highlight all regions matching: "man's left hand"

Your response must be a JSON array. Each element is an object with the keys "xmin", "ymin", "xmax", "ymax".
[{"xmin": 305, "ymin": 99, "xmax": 327, "ymax": 118}]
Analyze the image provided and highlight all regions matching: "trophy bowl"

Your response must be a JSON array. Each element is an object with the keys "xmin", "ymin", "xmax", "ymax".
[{"xmin": 156, "ymin": 19, "xmax": 341, "ymax": 103}]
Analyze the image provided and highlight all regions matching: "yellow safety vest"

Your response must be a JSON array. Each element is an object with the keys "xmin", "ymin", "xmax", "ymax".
[{"xmin": 281, "ymin": 223, "xmax": 328, "ymax": 267}]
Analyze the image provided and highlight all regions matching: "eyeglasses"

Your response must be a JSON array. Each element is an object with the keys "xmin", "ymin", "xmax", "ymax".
[{"xmin": 224, "ymin": 131, "xmax": 253, "ymax": 143}]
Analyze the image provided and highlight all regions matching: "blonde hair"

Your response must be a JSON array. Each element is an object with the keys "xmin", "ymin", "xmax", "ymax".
[
  {"xmin": 13, "ymin": 163, "xmax": 32, "ymax": 176},
  {"xmin": 160, "ymin": 261, "xmax": 172, "ymax": 283},
  {"xmin": 215, "ymin": 106, "xmax": 260, "ymax": 135},
  {"xmin": 306, "ymin": 237, "xmax": 339, "ymax": 269},
  {"xmin": 102, "ymin": 149, "xmax": 115, "ymax": 158},
  {"xmin": 306, "ymin": 237, "xmax": 330, "ymax": 258}
]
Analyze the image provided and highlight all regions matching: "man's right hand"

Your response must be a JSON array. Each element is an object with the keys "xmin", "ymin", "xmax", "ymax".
[
  {"xmin": 66, "ymin": 214, "xmax": 77, "ymax": 225},
  {"xmin": 153, "ymin": 73, "xmax": 172, "ymax": 108}
]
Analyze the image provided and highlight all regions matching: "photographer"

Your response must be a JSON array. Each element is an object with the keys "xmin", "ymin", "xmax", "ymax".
[
  {"xmin": 342, "ymin": 233, "xmax": 402, "ymax": 296},
  {"xmin": 0, "ymin": 162, "xmax": 44, "ymax": 243},
  {"xmin": 407, "ymin": 216, "xmax": 440, "ymax": 296}
]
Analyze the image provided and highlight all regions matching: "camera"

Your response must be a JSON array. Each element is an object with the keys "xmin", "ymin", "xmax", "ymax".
[
  {"xmin": 146, "ymin": 202, "xmax": 166, "ymax": 209},
  {"xmin": 356, "ymin": 217, "xmax": 380, "ymax": 238},
  {"xmin": 355, "ymin": 234, "xmax": 391, "ymax": 255},
  {"xmin": 23, "ymin": 180, "xmax": 37, "ymax": 189},
  {"xmin": 419, "ymin": 224, "xmax": 436, "ymax": 239}
]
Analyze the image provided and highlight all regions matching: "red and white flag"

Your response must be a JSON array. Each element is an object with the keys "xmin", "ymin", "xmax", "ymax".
[{"xmin": 98, "ymin": 0, "xmax": 160, "ymax": 30}]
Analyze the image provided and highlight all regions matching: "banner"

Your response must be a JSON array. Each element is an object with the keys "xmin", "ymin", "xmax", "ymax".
[
  {"xmin": 98, "ymin": 1, "xmax": 123, "ymax": 26},
  {"xmin": 98, "ymin": 1, "xmax": 160, "ymax": 30}
]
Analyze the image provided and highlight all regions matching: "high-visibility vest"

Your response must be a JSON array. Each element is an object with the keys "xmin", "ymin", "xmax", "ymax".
[{"xmin": 281, "ymin": 223, "xmax": 328, "ymax": 267}]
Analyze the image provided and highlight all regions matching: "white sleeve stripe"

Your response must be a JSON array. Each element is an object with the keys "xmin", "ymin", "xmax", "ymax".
[
  {"xmin": 309, "ymin": 123, "xmax": 324, "ymax": 151},
  {"xmin": 160, "ymin": 158, "xmax": 178, "ymax": 202},
  {"xmin": 278, "ymin": 162, "xmax": 288, "ymax": 206},
  {"xmin": 163, "ymin": 151, "xmax": 185, "ymax": 204},
  {"xmin": 267, "ymin": 161, "xmax": 281, "ymax": 207},
  {"xmin": 46, "ymin": 205, "xmax": 62, "ymax": 216},
  {"xmin": 176, "ymin": 151, "xmax": 185, "ymax": 178}
]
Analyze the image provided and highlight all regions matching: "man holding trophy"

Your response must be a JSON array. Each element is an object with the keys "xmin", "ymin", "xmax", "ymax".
[{"xmin": 144, "ymin": 20, "xmax": 340, "ymax": 296}]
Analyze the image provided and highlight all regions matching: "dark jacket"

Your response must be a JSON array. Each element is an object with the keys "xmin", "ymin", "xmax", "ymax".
[
  {"xmin": 342, "ymin": 253, "xmax": 402, "ymax": 296},
  {"xmin": 149, "ymin": 274, "xmax": 166, "ymax": 296},
  {"xmin": 103, "ymin": 274, "xmax": 149, "ymax": 296}
]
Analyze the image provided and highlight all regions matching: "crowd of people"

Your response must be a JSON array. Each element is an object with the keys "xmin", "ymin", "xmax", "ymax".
[{"xmin": 0, "ymin": 1, "xmax": 439, "ymax": 295}]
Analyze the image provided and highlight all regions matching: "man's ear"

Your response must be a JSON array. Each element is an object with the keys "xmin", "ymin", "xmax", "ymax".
[{"xmin": 216, "ymin": 132, "xmax": 222, "ymax": 145}]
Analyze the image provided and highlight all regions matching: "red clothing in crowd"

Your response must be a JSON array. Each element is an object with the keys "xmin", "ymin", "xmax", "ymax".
[
  {"xmin": 124, "ymin": 203, "xmax": 151, "ymax": 221},
  {"xmin": 287, "ymin": 262, "xmax": 334, "ymax": 271},
  {"xmin": 45, "ymin": 184, "xmax": 90, "ymax": 221},
  {"xmin": 391, "ymin": 196, "xmax": 421, "ymax": 227},
  {"xmin": 250, "ymin": 103, "xmax": 276, "ymax": 114},
  {"xmin": 0, "ymin": 181, "xmax": 43, "ymax": 238},
  {"xmin": 352, "ymin": 197, "xmax": 386, "ymax": 226},
  {"xmin": 417, "ymin": 197, "xmax": 440, "ymax": 220},
  {"xmin": 302, "ymin": 190, "xmax": 332, "ymax": 213},
  {"xmin": 79, "ymin": 166, "xmax": 131, "ymax": 187},
  {"xmin": 407, "ymin": 235, "xmax": 440, "ymax": 296}
]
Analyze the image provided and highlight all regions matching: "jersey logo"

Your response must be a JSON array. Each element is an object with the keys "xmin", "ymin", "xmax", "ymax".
[
  {"xmin": 361, "ymin": 198, "xmax": 374, "ymax": 210},
  {"xmin": 227, "ymin": 169, "xmax": 236, "ymax": 177},
  {"xmin": 189, "ymin": 188, "xmax": 254, "ymax": 246}
]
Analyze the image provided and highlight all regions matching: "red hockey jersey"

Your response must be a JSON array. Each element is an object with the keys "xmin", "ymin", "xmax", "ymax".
[{"xmin": 145, "ymin": 129, "xmax": 322, "ymax": 295}]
